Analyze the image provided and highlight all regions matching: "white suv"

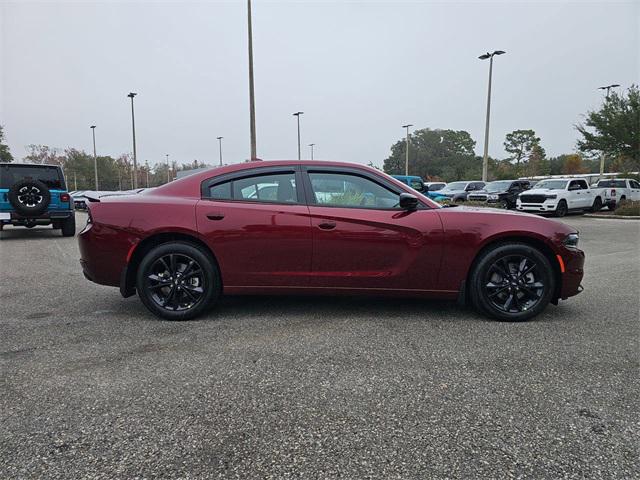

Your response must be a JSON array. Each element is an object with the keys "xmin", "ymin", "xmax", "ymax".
[{"xmin": 516, "ymin": 178, "xmax": 605, "ymax": 217}]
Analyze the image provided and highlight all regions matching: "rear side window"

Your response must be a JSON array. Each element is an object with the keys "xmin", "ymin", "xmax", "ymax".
[
  {"xmin": 205, "ymin": 172, "xmax": 298, "ymax": 204},
  {"xmin": 0, "ymin": 165, "xmax": 65, "ymax": 190}
]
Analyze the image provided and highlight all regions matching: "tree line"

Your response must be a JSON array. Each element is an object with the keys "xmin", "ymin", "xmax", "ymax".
[
  {"xmin": 383, "ymin": 85, "xmax": 639, "ymax": 181},
  {"xmin": 0, "ymin": 130, "xmax": 209, "ymax": 191},
  {"xmin": 1, "ymin": 85, "xmax": 638, "ymax": 187}
]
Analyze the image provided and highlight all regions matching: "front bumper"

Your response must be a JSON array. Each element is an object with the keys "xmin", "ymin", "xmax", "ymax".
[
  {"xmin": 516, "ymin": 200, "xmax": 558, "ymax": 213},
  {"xmin": 558, "ymin": 247, "xmax": 585, "ymax": 300}
]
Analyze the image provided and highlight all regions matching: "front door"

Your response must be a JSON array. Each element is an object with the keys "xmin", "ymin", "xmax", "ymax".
[
  {"xmin": 196, "ymin": 168, "xmax": 312, "ymax": 288},
  {"xmin": 303, "ymin": 168, "xmax": 444, "ymax": 291}
]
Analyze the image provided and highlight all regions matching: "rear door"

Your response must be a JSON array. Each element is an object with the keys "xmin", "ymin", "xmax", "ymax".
[
  {"xmin": 196, "ymin": 166, "xmax": 313, "ymax": 288},
  {"xmin": 302, "ymin": 166, "xmax": 444, "ymax": 291}
]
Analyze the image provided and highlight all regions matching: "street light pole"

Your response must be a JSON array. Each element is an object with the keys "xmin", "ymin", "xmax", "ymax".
[
  {"xmin": 309, "ymin": 143, "xmax": 315, "ymax": 160},
  {"xmin": 90, "ymin": 125, "xmax": 98, "ymax": 190},
  {"xmin": 145, "ymin": 160, "xmax": 150, "ymax": 187},
  {"xmin": 166, "ymin": 154, "xmax": 170, "ymax": 183},
  {"xmin": 247, "ymin": 0, "xmax": 257, "ymax": 161},
  {"xmin": 479, "ymin": 50, "xmax": 505, "ymax": 182},
  {"xmin": 127, "ymin": 92, "xmax": 138, "ymax": 188},
  {"xmin": 293, "ymin": 112, "xmax": 303, "ymax": 160},
  {"xmin": 597, "ymin": 84, "xmax": 620, "ymax": 180},
  {"xmin": 401, "ymin": 124, "xmax": 413, "ymax": 176},
  {"xmin": 217, "ymin": 136, "xmax": 224, "ymax": 166},
  {"xmin": 598, "ymin": 83, "xmax": 620, "ymax": 99}
]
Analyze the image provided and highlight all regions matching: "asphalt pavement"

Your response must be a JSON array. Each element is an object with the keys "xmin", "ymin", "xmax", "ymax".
[{"xmin": 1, "ymin": 213, "xmax": 638, "ymax": 479}]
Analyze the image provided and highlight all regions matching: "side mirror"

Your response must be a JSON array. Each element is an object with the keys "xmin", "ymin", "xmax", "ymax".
[{"xmin": 399, "ymin": 193, "xmax": 419, "ymax": 211}]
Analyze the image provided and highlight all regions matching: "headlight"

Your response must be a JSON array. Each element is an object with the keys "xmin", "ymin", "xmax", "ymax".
[
  {"xmin": 545, "ymin": 194, "xmax": 557, "ymax": 199},
  {"xmin": 564, "ymin": 233, "xmax": 579, "ymax": 249},
  {"xmin": 488, "ymin": 194, "xmax": 499, "ymax": 200}
]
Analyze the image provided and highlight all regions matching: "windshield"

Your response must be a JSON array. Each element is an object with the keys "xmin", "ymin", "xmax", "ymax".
[
  {"xmin": 483, "ymin": 181, "xmax": 512, "ymax": 192},
  {"xmin": 0, "ymin": 164, "xmax": 65, "ymax": 190},
  {"xmin": 596, "ymin": 180, "xmax": 626, "ymax": 188},
  {"xmin": 533, "ymin": 180, "xmax": 568, "ymax": 190},
  {"xmin": 442, "ymin": 182, "xmax": 467, "ymax": 191}
]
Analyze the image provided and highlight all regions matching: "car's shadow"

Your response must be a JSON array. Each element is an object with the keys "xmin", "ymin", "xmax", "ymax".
[{"xmin": 0, "ymin": 226, "xmax": 66, "ymax": 241}]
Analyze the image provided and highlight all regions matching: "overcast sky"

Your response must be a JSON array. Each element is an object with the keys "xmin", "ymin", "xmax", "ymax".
[{"xmin": 1, "ymin": 0, "xmax": 638, "ymax": 169}]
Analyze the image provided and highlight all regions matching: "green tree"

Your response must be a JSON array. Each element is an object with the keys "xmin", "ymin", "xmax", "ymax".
[
  {"xmin": 0, "ymin": 126, "xmax": 13, "ymax": 163},
  {"xmin": 576, "ymin": 85, "xmax": 640, "ymax": 170},
  {"xmin": 383, "ymin": 128, "xmax": 478, "ymax": 181},
  {"xmin": 527, "ymin": 144, "xmax": 549, "ymax": 177},
  {"xmin": 503, "ymin": 129, "xmax": 540, "ymax": 175}
]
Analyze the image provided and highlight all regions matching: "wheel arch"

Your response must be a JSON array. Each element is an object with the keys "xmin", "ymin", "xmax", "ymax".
[
  {"xmin": 460, "ymin": 234, "xmax": 562, "ymax": 306},
  {"xmin": 120, "ymin": 231, "xmax": 221, "ymax": 298}
]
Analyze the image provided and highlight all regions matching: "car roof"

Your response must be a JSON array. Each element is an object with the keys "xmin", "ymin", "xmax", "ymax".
[{"xmin": 0, "ymin": 162, "xmax": 62, "ymax": 168}]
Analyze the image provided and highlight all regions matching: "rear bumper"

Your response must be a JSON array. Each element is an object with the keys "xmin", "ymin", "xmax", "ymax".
[
  {"xmin": 78, "ymin": 222, "xmax": 137, "ymax": 288},
  {"xmin": 0, "ymin": 210, "xmax": 73, "ymax": 224}
]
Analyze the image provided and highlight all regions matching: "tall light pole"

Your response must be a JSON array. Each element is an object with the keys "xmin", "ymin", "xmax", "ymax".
[
  {"xmin": 166, "ymin": 154, "xmax": 170, "ymax": 183},
  {"xmin": 90, "ymin": 125, "xmax": 98, "ymax": 190},
  {"xmin": 145, "ymin": 160, "xmax": 150, "ymax": 187},
  {"xmin": 247, "ymin": 0, "xmax": 257, "ymax": 160},
  {"xmin": 401, "ymin": 124, "xmax": 413, "ymax": 176},
  {"xmin": 127, "ymin": 92, "xmax": 138, "ymax": 188},
  {"xmin": 479, "ymin": 50, "xmax": 505, "ymax": 182},
  {"xmin": 217, "ymin": 136, "xmax": 224, "ymax": 166},
  {"xmin": 293, "ymin": 112, "xmax": 303, "ymax": 160},
  {"xmin": 597, "ymin": 84, "xmax": 620, "ymax": 180},
  {"xmin": 309, "ymin": 143, "xmax": 315, "ymax": 160},
  {"xmin": 598, "ymin": 84, "xmax": 620, "ymax": 99}
]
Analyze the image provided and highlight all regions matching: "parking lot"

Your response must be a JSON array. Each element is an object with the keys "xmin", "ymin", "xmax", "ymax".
[{"xmin": 1, "ymin": 213, "xmax": 638, "ymax": 478}]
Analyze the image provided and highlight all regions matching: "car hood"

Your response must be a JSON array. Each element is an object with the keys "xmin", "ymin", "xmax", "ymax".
[
  {"xmin": 471, "ymin": 189, "xmax": 504, "ymax": 194},
  {"xmin": 438, "ymin": 189, "xmax": 465, "ymax": 195}
]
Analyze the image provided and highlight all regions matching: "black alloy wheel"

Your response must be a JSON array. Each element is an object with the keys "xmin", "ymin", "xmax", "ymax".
[
  {"xmin": 470, "ymin": 243, "xmax": 555, "ymax": 321},
  {"xmin": 554, "ymin": 200, "xmax": 568, "ymax": 218},
  {"xmin": 136, "ymin": 242, "xmax": 220, "ymax": 320}
]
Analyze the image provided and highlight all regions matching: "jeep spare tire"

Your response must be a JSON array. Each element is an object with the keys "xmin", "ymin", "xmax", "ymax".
[{"xmin": 8, "ymin": 179, "xmax": 51, "ymax": 216}]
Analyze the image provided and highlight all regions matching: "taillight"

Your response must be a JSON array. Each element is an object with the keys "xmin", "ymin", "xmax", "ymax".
[
  {"xmin": 60, "ymin": 193, "xmax": 70, "ymax": 202},
  {"xmin": 611, "ymin": 189, "xmax": 616, "ymax": 196}
]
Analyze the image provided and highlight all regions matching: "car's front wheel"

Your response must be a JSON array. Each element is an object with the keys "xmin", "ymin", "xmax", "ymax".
[
  {"xmin": 136, "ymin": 242, "xmax": 221, "ymax": 320},
  {"xmin": 470, "ymin": 243, "xmax": 555, "ymax": 321}
]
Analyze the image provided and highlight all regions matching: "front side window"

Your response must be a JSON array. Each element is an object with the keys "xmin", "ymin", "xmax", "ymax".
[
  {"xmin": 309, "ymin": 172, "xmax": 400, "ymax": 209},
  {"xmin": 630, "ymin": 180, "xmax": 640, "ymax": 189},
  {"xmin": 206, "ymin": 172, "xmax": 298, "ymax": 204}
]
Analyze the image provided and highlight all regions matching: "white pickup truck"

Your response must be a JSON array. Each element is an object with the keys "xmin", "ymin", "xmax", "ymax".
[
  {"xmin": 591, "ymin": 178, "xmax": 640, "ymax": 209},
  {"xmin": 516, "ymin": 178, "xmax": 606, "ymax": 217}
]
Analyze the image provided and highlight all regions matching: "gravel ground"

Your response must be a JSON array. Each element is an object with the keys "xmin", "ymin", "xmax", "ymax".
[{"xmin": 1, "ymin": 214, "xmax": 638, "ymax": 479}]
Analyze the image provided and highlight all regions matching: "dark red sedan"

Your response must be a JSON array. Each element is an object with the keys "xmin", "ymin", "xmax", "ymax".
[{"xmin": 78, "ymin": 161, "xmax": 584, "ymax": 321}]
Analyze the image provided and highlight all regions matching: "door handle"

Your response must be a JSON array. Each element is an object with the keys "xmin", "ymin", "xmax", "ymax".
[
  {"xmin": 318, "ymin": 221, "xmax": 336, "ymax": 230},
  {"xmin": 206, "ymin": 213, "xmax": 225, "ymax": 220}
]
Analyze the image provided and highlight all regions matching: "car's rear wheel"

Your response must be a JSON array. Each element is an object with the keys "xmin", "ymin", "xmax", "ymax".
[
  {"xmin": 470, "ymin": 243, "xmax": 555, "ymax": 321},
  {"xmin": 136, "ymin": 242, "xmax": 220, "ymax": 321},
  {"xmin": 554, "ymin": 200, "xmax": 568, "ymax": 217}
]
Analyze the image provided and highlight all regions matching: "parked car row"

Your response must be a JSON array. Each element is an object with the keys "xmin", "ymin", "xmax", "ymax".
[{"xmin": 395, "ymin": 173, "xmax": 639, "ymax": 217}]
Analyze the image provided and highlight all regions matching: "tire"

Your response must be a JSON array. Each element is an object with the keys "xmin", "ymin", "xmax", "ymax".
[
  {"xmin": 590, "ymin": 197, "xmax": 602, "ymax": 213},
  {"xmin": 8, "ymin": 180, "xmax": 51, "ymax": 216},
  {"xmin": 469, "ymin": 243, "xmax": 555, "ymax": 322},
  {"xmin": 620, "ymin": 196, "xmax": 627, "ymax": 205},
  {"xmin": 554, "ymin": 200, "xmax": 568, "ymax": 217},
  {"xmin": 135, "ymin": 242, "xmax": 221, "ymax": 321},
  {"xmin": 61, "ymin": 215, "xmax": 75, "ymax": 237}
]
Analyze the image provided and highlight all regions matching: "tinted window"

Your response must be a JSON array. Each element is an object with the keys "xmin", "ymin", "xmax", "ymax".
[
  {"xmin": 209, "ymin": 181, "xmax": 231, "ymax": 200},
  {"xmin": 233, "ymin": 173, "xmax": 297, "ymax": 203},
  {"xmin": 630, "ymin": 180, "xmax": 640, "ymax": 188},
  {"xmin": 0, "ymin": 164, "xmax": 65, "ymax": 189},
  {"xmin": 597, "ymin": 180, "xmax": 626, "ymax": 188},
  {"xmin": 409, "ymin": 179, "xmax": 424, "ymax": 191},
  {"xmin": 309, "ymin": 172, "xmax": 400, "ymax": 209},
  {"xmin": 577, "ymin": 180, "xmax": 588, "ymax": 189}
]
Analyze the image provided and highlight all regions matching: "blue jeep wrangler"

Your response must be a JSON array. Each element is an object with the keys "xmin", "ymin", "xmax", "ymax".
[{"xmin": 0, "ymin": 163, "xmax": 76, "ymax": 237}]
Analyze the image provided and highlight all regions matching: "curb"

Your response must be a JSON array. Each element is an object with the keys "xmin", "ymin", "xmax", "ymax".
[{"xmin": 584, "ymin": 214, "xmax": 640, "ymax": 220}]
